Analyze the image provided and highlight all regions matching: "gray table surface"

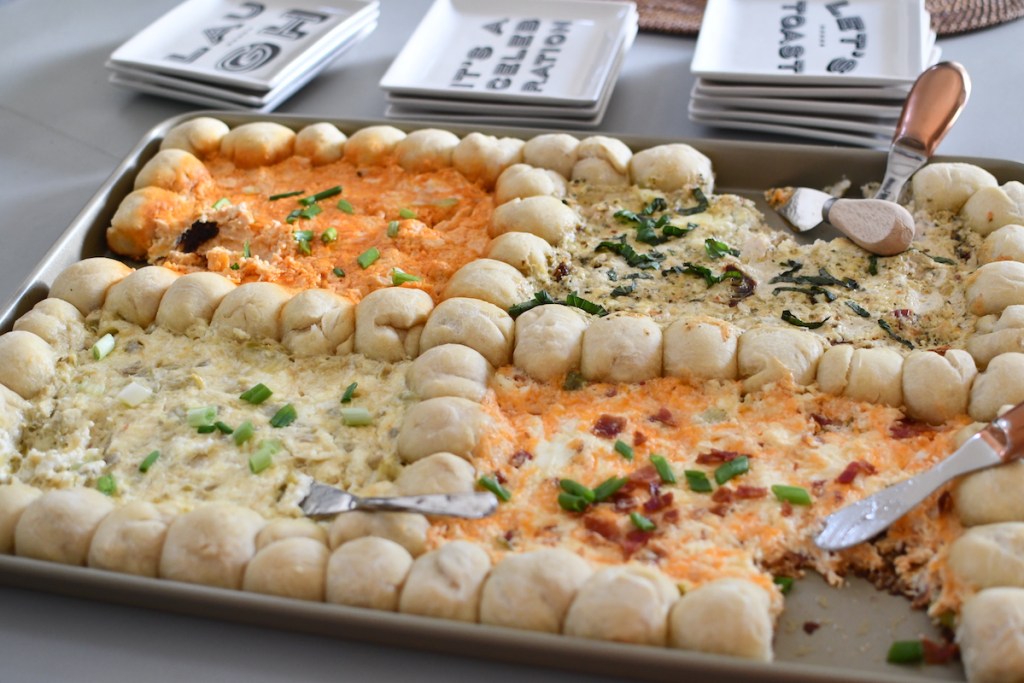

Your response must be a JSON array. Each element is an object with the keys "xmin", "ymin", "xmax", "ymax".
[{"xmin": 1, "ymin": 0, "xmax": 1022, "ymax": 681}]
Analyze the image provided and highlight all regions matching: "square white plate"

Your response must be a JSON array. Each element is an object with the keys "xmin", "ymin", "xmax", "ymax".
[
  {"xmin": 688, "ymin": 102, "xmax": 895, "ymax": 136},
  {"xmin": 110, "ymin": 0, "xmax": 378, "ymax": 92},
  {"xmin": 690, "ymin": 88, "xmax": 903, "ymax": 119},
  {"xmin": 692, "ymin": 0, "xmax": 929, "ymax": 85},
  {"xmin": 688, "ymin": 108, "xmax": 891, "ymax": 148},
  {"xmin": 694, "ymin": 78, "xmax": 911, "ymax": 101},
  {"xmin": 380, "ymin": 0, "xmax": 637, "ymax": 106}
]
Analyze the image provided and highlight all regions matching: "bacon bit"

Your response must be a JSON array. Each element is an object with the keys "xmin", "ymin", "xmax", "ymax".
[
  {"xmin": 710, "ymin": 504, "xmax": 731, "ymax": 517},
  {"xmin": 836, "ymin": 460, "xmax": 877, "ymax": 485},
  {"xmin": 643, "ymin": 490, "xmax": 674, "ymax": 513},
  {"xmin": 552, "ymin": 261, "xmax": 570, "ymax": 281},
  {"xmin": 649, "ymin": 407, "xmax": 677, "ymax": 427},
  {"xmin": 622, "ymin": 529, "xmax": 653, "ymax": 556},
  {"xmin": 712, "ymin": 487, "xmax": 734, "ymax": 504},
  {"xmin": 592, "ymin": 414, "xmax": 627, "ymax": 438},
  {"xmin": 931, "ymin": 345, "xmax": 951, "ymax": 356},
  {"xmin": 922, "ymin": 637, "xmax": 959, "ymax": 665},
  {"xmin": 633, "ymin": 430, "xmax": 648, "ymax": 446},
  {"xmin": 890, "ymin": 417, "xmax": 934, "ymax": 439},
  {"xmin": 734, "ymin": 485, "xmax": 768, "ymax": 499},
  {"xmin": 630, "ymin": 464, "xmax": 661, "ymax": 485},
  {"xmin": 780, "ymin": 501, "xmax": 793, "ymax": 517},
  {"xmin": 583, "ymin": 514, "xmax": 619, "ymax": 541},
  {"xmin": 613, "ymin": 495, "xmax": 637, "ymax": 512},
  {"xmin": 663, "ymin": 508, "xmax": 680, "ymax": 523},
  {"xmin": 893, "ymin": 308, "xmax": 914, "ymax": 319},
  {"xmin": 938, "ymin": 491, "xmax": 954, "ymax": 514},
  {"xmin": 811, "ymin": 480, "xmax": 828, "ymax": 496},
  {"xmin": 494, "ymin": 471, "xmax": 508, "ymax": 484},
  {"xmin": 810, "ymin": 413, "xmax": 834, "ymax": 428},
  {"xmin": 802, "ymin": 621, "xmax": 821, "ymax": 635},
  {"xmin": 696, "ymin": 449, "xmax": 744, "ymax": 465},
  {"xmin": 605, "ymin": 387, "xmax": 618, "ymax": 398},
  {"xmin": 509, "ymin": 450, "xmax": 533, "ymax": 468}
]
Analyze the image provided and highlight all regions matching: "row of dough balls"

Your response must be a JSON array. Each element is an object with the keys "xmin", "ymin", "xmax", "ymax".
[
  {"xmin": 911, "ymin": 162, "xmax": 1024, "ymax": 236},
  {"xmin": 0, "ymin": 483, "xmax": 774, "ymax": 660}
]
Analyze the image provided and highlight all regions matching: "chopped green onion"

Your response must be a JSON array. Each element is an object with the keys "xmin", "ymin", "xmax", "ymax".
[
  {"xmin": 285, "ymin": 208, "xmax": 302, "ymax": 223},
  {"xmin": 714, "ymin": 455, "xmax": 750, "ymax": 485},
  {"xmin": 242, "ymin": 241, "xmax": 252, "ymax": 258},
  {"xmin": 214, "ymin": 421, "xmax": 234, "ymax": 435},
  {"xmin": 614, "ymin": 439, "xmax": 634, "ymax": 461},
  {"xmin": 300, "ymin": 204, "xmax": 323, "ymax": 220},
  {"xmin": 91, "ymin": 333, "xmax": 115, "ymax": 360},
  {"xmin": 97, "ymin": 474, "xmax": 117, "ymax": 496},
  {"xmin": 332, "ymin": 267, "xmax": 346, "ymax": 277},
  {"xmin": 239, "ymin": 383, "xmax": 273, "ymax": 404},
  {"xmin": 186, "ymin": 405, "xmax": 218, "ymax": 428},
  {"xmin": 230, "ymin": 263, "xmax": 240, "ymax": 270},
  {"xmin": 773, "ymin": 576, "xmax": 794, "ymax": 594},
  {"xmin": 270, "ymin": 403, "xmax": 297, "ymax": 428},
  {"xmin": 386, "ymin": 220, "xmax": 400, "ymax": 238},
  {"xmin": 299, "ymin": 186, "xmax": 342, "ymax": 206},
  {"xmin": 233, "ymin": 420, "xmax": 255, "ymax": 446},
  {"xmin": 560, "ymin": 479, "xmax": 596, "ymax": 503},
  {"xmin": 321, "ymin": 227, "xmax": 338, "ymax": 244},
  {"xmin": 684, "ymin": 470, "xmax": 713, "ymax": 493},
  {"xmin": 478, "ymin": 475, "xmax": 511, "ymax": 502},
  {"xmin": 294, "ymin": 229, "xmax": 314, "ymax": 255},
  {"xmin": 845, "ymin": 300, "xmax": 871, "ymax": 318},
  {"xmin": 772, "ymin": 484, "xmax": 812, "ymax": 505},
  {"xmin": 781, "ymin": 309, "xmax": 829, "ymax": 329},
  {"xmin": 357, "ymin": 247, "xmax": 380, "ymax": 269},
  {"xmin": 337, "ymin": 198, "xmax": 355, "ymax": 214},
  {"xmin": 398, "ymin": 208, "xmax": 416, "ymax": 219},
  {"xmin": 886, "ymin": 640, "xmax": 925, "ymax": 664},
  {"xmin": 391, "ymin": 267, "xmax": 422, "ymax": 285},
  {"xmin": 269, "ymin": 190, "xmax": 304, "ymax": 201},
  {"xmin": 340, "ymin": 406, "xmax": 373, "ymax": 426},
  {"xmin": 435, "ymin": 197, "xmax": 459, "ymax": 207},
  {"xmin": 340, "ymin": 382, "xmax": 358, "ymax": 403},
  {"xmin": 558, "ymin": 492, "xmax": 589, "ymax": 512},
  {"xmin": 650, "ymin": 454, "xmax": 676, "ymax": 484},
  {"xmin": 212, "ymin": 197, "xmax": 230, "ymax": 210},
  {"xmin": 116, "ymin": 381, "xmax": 152, "ymax": 407},
  {"xmin": 139, "ymin": 450, "xmax": 160, "ymax": 473},
  {"xmin": 197, "ymin": 424, "xmax": 217, "ymax": 434},
  {"xmin": 630, "ymin": 512, "xmax": 656, "ymax": 532},
  {"xmin": 248, "ymin": 439, "xmax": 281, "ymax": 474},
  {"xmin": 592, "ymin": 476, "xmax": 628, "ymax": 502}
]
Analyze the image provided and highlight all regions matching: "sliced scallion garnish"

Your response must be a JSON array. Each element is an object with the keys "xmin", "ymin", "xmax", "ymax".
[
  {"xmin": 340, "ymin": 406, "xmax": 372, "ymax": 426},
  {"xmin": 357, "ymin": 247, "xmax": 380, "ymax": 269},
  {"xmin": 269, "ymin": 190, "xmax": 304, "ymax": 201},
  {"xmin": 116, "ymin": 381, "xmax": 152, "ymax": 407},
  {"xmin": 650, "ymin": 454, "xmax": 676, "ymax": 484},
  {"xmin": 139, "ymin": 450, "xmax": 160, "ymax": 473},
  {"xmin": 771, "ymin": 484, "xmax": 812, "ymax": 505},
  {"xmin": 398, "ymin": 208, "xmax": 416, "ymax": 219},
  {"xmin": 684, "ymin": 470, "xmax": 713, "ymax": 493},
  {"xmin": 386, "ymin": 220, "xmax": 400, "ymax": 238},
  {"xmin": 560, "ymin": 479, "xmax": 596, "ymax": 503},
  {"xmin": 270, "ymin": 403, "xmax": 297, "ymax": 428},
  {"xmin": 212, "ymin": 197, "xmax": 230, "ymax": 210},
  {"xmin": 614, "ymin": 439, "xmax": 634, "ymax": 461},
  {"xmin": 773, "ymin": 576, "xmax": 794, "ymax": 594},
  {"xmin": 242, "ymin": 241, "xmax": 251, "ymax": 258},
  {"xmin": 294, "ymin": 229, "xmax": 314, "ymax": 255},
  {"xmin": 214, "ymin": 421, "xmax": 234, "ymax": 435},
  {"xmin": 886, "ymin": 640, "xmax": 925, "ymax": 664},
  {"xmin": 299, "ymin": 186, "xmax": 342, "ymax": 206},
  {"xmin": 249, "ymin": 439, "xmax": 281, "ymax": 474},
  {"xmin": 197, "ymin": 424, "xmax": 217, "ymax": 434},
  {"xmin": 186, "ymin": 405, "xmax": 218, "ymax": 428},
  {"xmin": 592, "ymin": 476, "xmax": 628, "ymax": 502},
  {"xmin": 332, "ymin": 266, "xmax": 346, "ymax": 278},
  {"xmin": 714, "ymin": 455, "xmax": 749, "ymax": 485},
  {"xmin": 340, "ymin": 382, "xmax": 357, "ymax": 403},
  {"xmin": 391, "ymin": 267, "xmax": 421, "ymax": 285},
  {"xmin": 239, "ymin": 383, "xmax": 273, "ymax": 404},
  {"xmin": 478, "ymin": 475, "xmax": 511, "ymax": 502},
  {"xmin": 629, "ymin": 511, "xmax": 656, "ymax": 532},
  {"xmin": 299, "ymin": 204, "xmax": 323, "ymax": 220},
  {"xmin": 337, "ymin": 198, "xmax": 355, "ymax": 214},
  {"xmin": 97, "ymin": 474, "xmax": 117, "ymax": 496},
  {"xmin": 91, "ymin": 333, "xmax": 115, "ymax": 360},
  {"xmin": 557, "ymin": 492, "xmax": 589, "ymax": 513},
  {"xmin": 233, "ymin": 420, "xmax": 255, "ymax": 446},
  {"xmin": 321, "ymin": 226, "xmax": 338, "ymax": 244}
]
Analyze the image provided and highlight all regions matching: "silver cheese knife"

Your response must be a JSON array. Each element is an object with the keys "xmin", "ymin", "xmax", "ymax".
[
  {"xmin": 299, "ymin": 480, "xmax": 498, "ymax": 519},
  {"xmin": 815, "ymin": 401, "xmax": 1024, "ymax": 551}
]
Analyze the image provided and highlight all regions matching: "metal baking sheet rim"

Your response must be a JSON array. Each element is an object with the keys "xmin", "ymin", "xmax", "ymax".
[{"xmin": 3, "ymin": 111, "xmax": 1023, "ymax": 682}]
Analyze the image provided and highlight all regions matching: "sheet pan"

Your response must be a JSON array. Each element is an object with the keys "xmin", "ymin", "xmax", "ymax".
[{"xmin": 3, "ymin": 112, "xmax": 1023, "ymax": 683}]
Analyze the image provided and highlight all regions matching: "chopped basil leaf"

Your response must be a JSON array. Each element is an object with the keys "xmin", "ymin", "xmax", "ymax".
[
  {"xmin": 672, "ymin": 262, "xmax": 746, "ymax": 288},
  {"xmin": 878, "ymin": 319, "xmax": 914, "ymax": 349},
  {"xmin": 479, "ymin": 475, "xmax": 511, "ymax": 502},
  {"xmin": 269, "ymin": 190, "xmax": 304, "ymax": 201},
  {"xmin": 676, "ymin": 187, "xmax": 710, "ymax": 216},
  {"xmin": 772, "ymin": 286, "xmax": 836, "ymax": 303},
  {"xmin": 781, "ymin": 309, "xmax": 829, "ymax": 329},
  {"xmin": 596, "ymin": 239, "xmax": 665, "ymax": 269},
  {"xmin": 565, "ymin": 292, "xmax": 608, "ymax": 317},
  {"xmin": 610, "ymin": 284, "xmax": 635, "ymax": 297},
  {"xmin": 704, "ymin": 237, "xmax": 740, "ymax": 259},
  {"xmin": 269, "ymin": 403, "xmax": 297, "ymax": 428},
  {"xmin": 771, "ymin": 266, "xmax": 858, "ymax": 290},
  {"xmin": 845, "ymin": 300, "xmax": 871, "ymax": 317},
  {"xmin": 922, "ymin": 251, "xmax": 956, "ymax": 265},
  {"xmin": 868, "ymin": 255, "xmax": 879, "ymax": 275},
  {"xmin": 508, "ymin": 291, "xmax": 607, "ymax": 320}
]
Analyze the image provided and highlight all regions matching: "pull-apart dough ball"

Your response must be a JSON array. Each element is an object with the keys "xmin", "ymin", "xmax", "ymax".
[
  {"xmin": 479, "ymin": 548, "xmax": 592, "ymax": 633},
  {"xmin": 220, "ymin": 121, "xmax": 295, "ymax": 168},
  {"xmin": 134, "ymin": 148, "xmax": 212, "ymax": 194},
  {"xmin": 327, "ymin": 511, "xmax": 429, "ymax": 556},
  {"xmin": 50, "ymin": 257, "xmax": 133, "ymax": 315},
  {"xmin": 87, "ymin": 501, "xmax": 171, "ymax": 577},
  {"xmin": 397, "ymin": 396, "xmax": 489, "ymax": 463},
  {"xmin": 294, "ymin": 122, "xmax": 346, "ymax": 166},
  {"xmin": 955, "ymin": 461, "xmax": 1024, "ymax": 526},
  {"xmin": 243, "ymin": 536, "xmax": 328, "ymax": 601},
  {"xmin": 13, "ymin": 298, "xmax": 86, "ymax": 353},
  {"xmin": 949, "ymin": 522, "xmax": 1024, "ymax": 589},
  {"xmin": 353, "ymin": 287, "xmax": 434, "ymax": 362},
  {"xmin": 843, "ymin": 347, "xmax": 904, "ymax": 407},
  {"xmin": 911, "ymin": 162, "xmax": 998, "ymax": 214},
  {"xmin": 344, "ymin": 125, "xmax": 406, "ymax": 166},
  {"xmin": 159, "ymin": 503, "xmax": 264, "ymax": 589},
  {"xmin": 486, "ymin": 232, "xmax": 553, "ymax": 277},
  {"xmin": 563, "ymin": 565, "xmax": 678, "ymax": 646},
  {"xmin": 494, "ymin": 163, "xmax": 567, "ymax": 205},
  {"xmin": 902, "ymin": 349, "xmax": 977, "ymax": 424},
  {"xmin": 966, "ymin": 261, "xmax": 1024, "ymax": 316},
  {"xmin": 398, "ymin": 540, "xmax": 491, "ymax": 622},
  {"xmin": 816, "ymin": 344, "xmax": 854, "ymax": 395},
  {"xmin": 160, "ymin": 116, "xmax": 230, "ymax": 159},
  {"xmin": 419, "ymin": 297, "xmax": 513, "ymax": 368},
  {"xmin": 523, "ymin": 133, "xmax": 579, "ymax": 180},
  {"xmin": 580, "ymin": 314, "xmax": 662, "ymax": 383},
  {"xmin": 0, "ymin": 482, "xmax": 41, "ymax": 554},
  {"xmin": 326, "ymin": 536, "xmax": 413, "ymax": 610},
  {"xmin": 957, "ymin": 588, "xmax": 1024, "ymax": 683},
  {"xmin": 738, "ymin": 326, "xmax": 825, "ymax": 392},
  {"xmin": 969, "ymin": 352, "xmax": 1024, "ymax": 421},
  {"xmin": 628, "ymin": 143, "xmax": 714, "ymax": 194},
  {"xmin": 15, "ymin": 488, "xmax": 114, "ymax": 565},
  {"xmin": 490, "ymin": 196, "xmax": 579, "ymax": 246},
  {"xmin": 668, "ymin": 578, "xmax": 774, "ymax": 661},
  {"xmin": 394, "ymin": 452, "xmax": 476, "ymax": 496},
  {"xmin": 441, "ymin": 258, "xmax": 534, "ymax": 311},
  {"xmin": 211, "ymin": 281, "xmax": 292, "ymax": 342},
  {"xmin": 571, "ymin": 136, "xmax": 632, "ymax": 186},
  {"xmin": 256, "ymin": 518, "xmax": 328, "ymax": 550},
  {"xmin": 102, "ymin": 265, "xmax": 180, "ymax": 328},
  {"xmin": 961, "ymin": 181, "xmax": 1024, "ymax": 236},
  {"xmin": 663, "ymin": 316, "xmax": 739, "ymax": 381},
  {"xmin": 406, "ymin": 343, "xmax": 493, "ymax": 403},
  {"xmin": 156, "ymin": 271, "xmax": 236, "ymax": 336},
  {"xmin": 0, "ymin": 330, "xmax": 56, "ymax": 399},
  {"xmin": 281, "ymin": 289, "xmax": 355, "ymax": 357},
  {"xmin": 513, "ymin": 304, "xmax": 588, "ymax": 381},
  {"xmin": 395, "ymin": 128, "xmax": 460, "ymax": 173},
  {"xmin": 968, "ymin": 305, "xmax": 1024, "ymax": 369},
  {"xmin": 107, "ymin": 186, "xmax": 197, "ymax": 260},
  {"xmin": 452, "ymin": 132, "xmax": 524, "ymax": 189},
  {"xmin": 979, "ymin": 224, "xmax": 1024, "ymax": 265}
]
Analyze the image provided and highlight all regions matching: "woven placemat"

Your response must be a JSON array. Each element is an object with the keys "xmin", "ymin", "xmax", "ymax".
[{"xmin": 626, "ymin": 0, "xmax": 1024, "ymax": 36}]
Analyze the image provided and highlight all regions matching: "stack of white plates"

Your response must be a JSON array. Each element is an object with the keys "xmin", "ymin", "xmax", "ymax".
[
  {"xmin": 689, "ymin": 0, "xmax": 938, "ymax": 147},
  {"xmin": 380, "ymin": 0, "xmax": 638, "ymax": 128},
  {"xmin": 107, "ymin": 0, "xmax": 379, "ymax": 112}
]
